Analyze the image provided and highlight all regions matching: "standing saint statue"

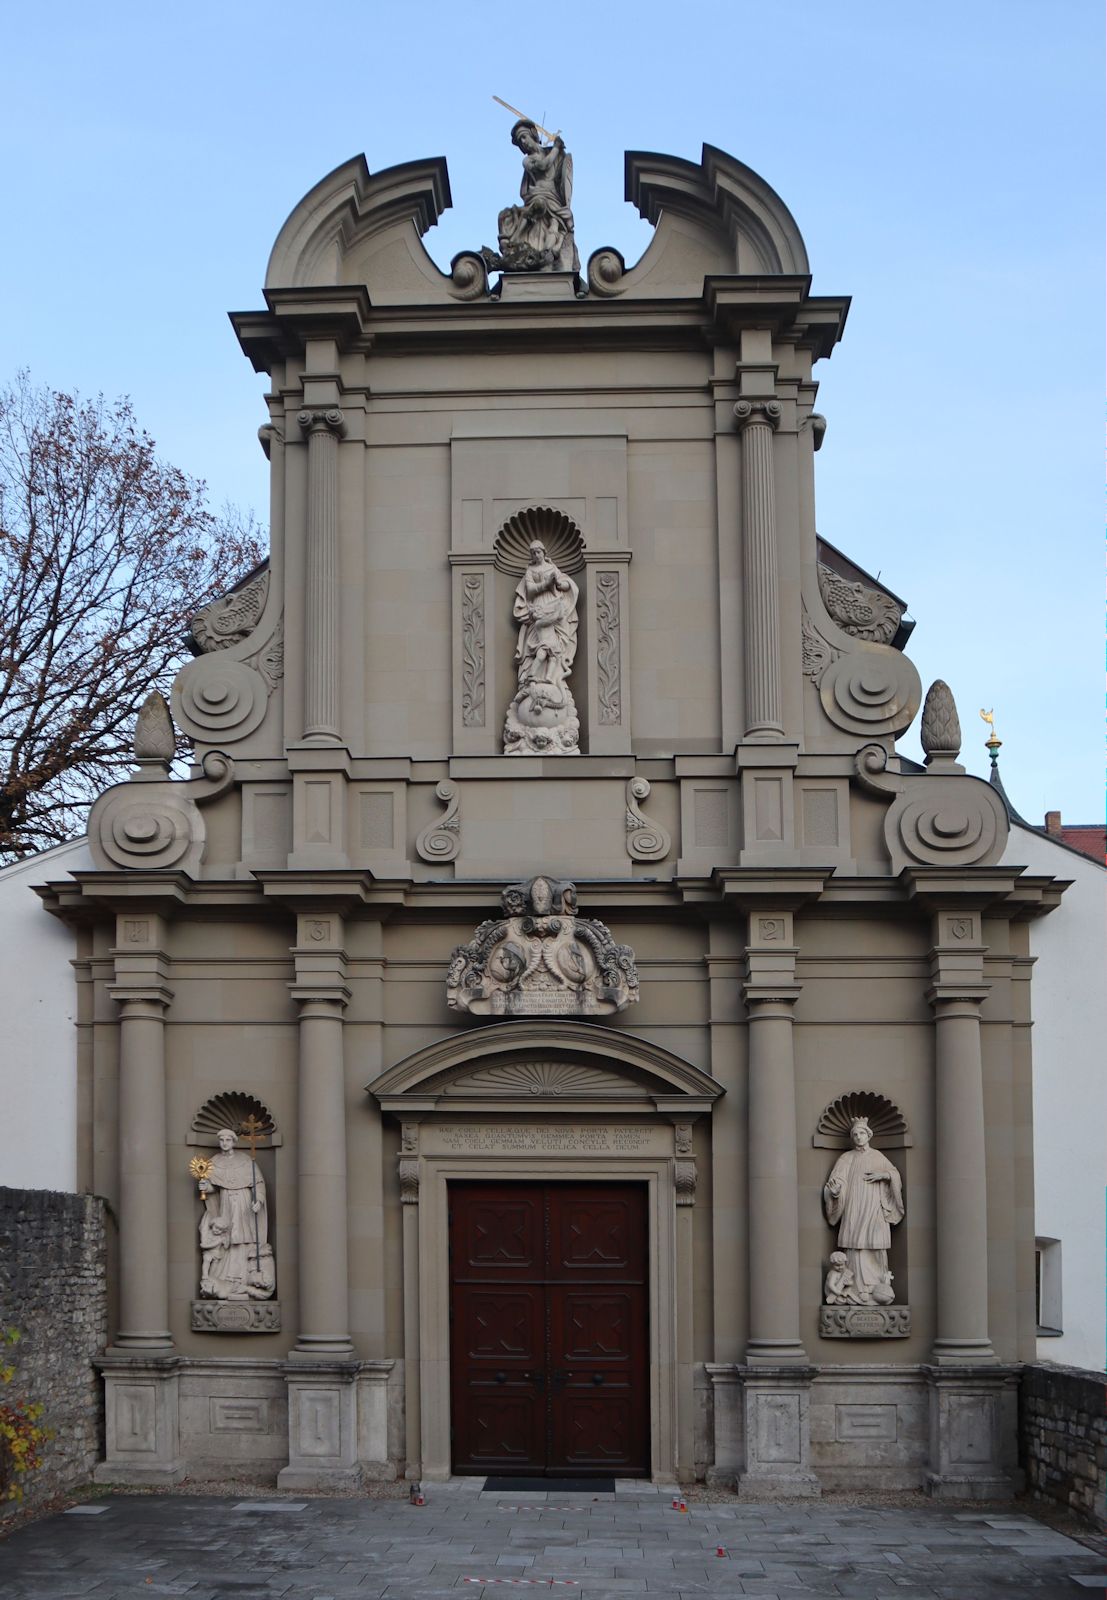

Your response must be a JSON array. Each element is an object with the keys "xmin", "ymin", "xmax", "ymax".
[
  {"xmin": 482, "ymin": 120, "xmax": 579, "ymax": 274},
  {"xmin": 197, "ymin": 1128, "xmax": 274, "ymax": 1301},
  {"xmin": 503, "ymin": 541, "xmax": 581, "ymax": 754},
  {"xmin": 822, "ymin": 1116, "xmax": 904, "ymax": 1306}
]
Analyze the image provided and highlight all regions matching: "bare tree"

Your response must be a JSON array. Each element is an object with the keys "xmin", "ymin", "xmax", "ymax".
[{"xmin": 0, "ymin": 372, "xmax": 265, "ymax": 860}]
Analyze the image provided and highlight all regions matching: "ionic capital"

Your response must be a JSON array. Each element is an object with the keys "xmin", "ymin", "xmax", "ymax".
[
  {"xmin": 733, "ymin": 398, "xmax": 782, "ymax": 432},
  {"xmin": 298, "ymin": 407, "xmax": 347, "ymax": 439}
]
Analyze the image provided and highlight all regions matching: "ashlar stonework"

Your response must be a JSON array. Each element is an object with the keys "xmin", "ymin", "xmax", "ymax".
[{"xmin": 35, "ymin": 131, "xmax": 1067, "ymax": 1497}]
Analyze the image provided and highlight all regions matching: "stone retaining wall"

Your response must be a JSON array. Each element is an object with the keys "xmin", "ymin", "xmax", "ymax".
[
  {"xmin": 1021, "ymin": 1362, "xmax": 1107, "ymax": 1528},
  {"xmin": 0, "ymin": 1188, "xmax": 107, "ymax": 1516}
]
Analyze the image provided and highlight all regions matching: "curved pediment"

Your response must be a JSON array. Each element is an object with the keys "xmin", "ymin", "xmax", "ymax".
[
  {"xmin": 598, "ymin": 144, "xmax": 809, "ymax": 298},
  {"xmin": 265, "ymin": 154, "xmax": 455, "ymax": 301},
  {"xmin": 369, "ymin": 1020, "xmax": 722, "ymax": 1113}
]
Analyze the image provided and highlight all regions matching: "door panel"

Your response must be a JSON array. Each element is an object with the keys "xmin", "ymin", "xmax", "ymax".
[{"xmin": 449, "ymin": 1181, "xmax": 649, "ymax": 1477}]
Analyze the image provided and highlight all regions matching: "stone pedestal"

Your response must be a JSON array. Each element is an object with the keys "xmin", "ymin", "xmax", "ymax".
[
  {"xmin": 704, "ymin": 1362, "xmax": 743, "ymax": 1487},
  {"xmin": 736, "ymin": 1366, "xmax": 820, "ymax": 1498},
  {"xmin": 277, "ymin": 1361, "xmax": 363, "ymax": 1491},
  {"xmin": 357, "ymin": 1359, "xmax": 398, "ymax": 1479},
  {"xmin": 94, "ymin": 1355, "xmax": 184, "ymax": 1485},
  {"xmin": 925, "ymin": 1366, "xmax": 1021, "ymax": 1501}
]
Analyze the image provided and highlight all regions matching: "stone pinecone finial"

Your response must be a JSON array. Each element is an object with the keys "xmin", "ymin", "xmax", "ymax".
[
  {"xmin": 134, "ymin": 690, "xmax": 176, "ymax": 765},
  {"xmin": 920, "ymin": 680, "xmax": 962, "ymax": 764}
]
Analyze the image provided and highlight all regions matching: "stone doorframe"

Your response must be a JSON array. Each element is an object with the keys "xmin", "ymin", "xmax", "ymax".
[{"xmin": 370, "ymin": 1020, "xmax": 723, "ymax": 1483}]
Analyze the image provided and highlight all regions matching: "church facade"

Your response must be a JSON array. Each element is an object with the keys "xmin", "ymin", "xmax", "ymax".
[{"xmin": 39, "ymin": 133, "xmax": 1064, "ymax": 1496}]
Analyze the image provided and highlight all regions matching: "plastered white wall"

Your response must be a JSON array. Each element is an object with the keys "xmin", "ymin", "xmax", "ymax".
[
  {"xmin": 1003, "ymin": 823, "xmax": 1107, "ymax": 1369},
  {"xmin": 0, "ymin": 838, "xmax": 91, "ymax": 1193}
]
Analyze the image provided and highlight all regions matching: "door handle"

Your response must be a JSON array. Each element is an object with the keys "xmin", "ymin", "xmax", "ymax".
[
  {"xmin": 523, "ymin": 1370, "xmax": 545, "ymax": 1390},
  {"xmin": 494, "ymin": 1372, "xmax": 507, "ymax": 1384}
]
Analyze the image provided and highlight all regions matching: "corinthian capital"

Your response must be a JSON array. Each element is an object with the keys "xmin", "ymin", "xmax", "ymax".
[
  {"xmin": 298, "ymin": 406, "xmax": 347, "ymax": 438},
  {"xmin": 733, "ymin": 398, "xmax": 782, "ymax": 431}
]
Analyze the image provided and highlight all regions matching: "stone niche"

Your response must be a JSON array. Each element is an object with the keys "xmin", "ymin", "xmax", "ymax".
[
  {"xmin": 187, "ymin": 1092, "xmax": 281, "ymax": 1333},
  {"xmin": 816, "ymin": 1092, "xmax": 911, "ymax": 1340}
]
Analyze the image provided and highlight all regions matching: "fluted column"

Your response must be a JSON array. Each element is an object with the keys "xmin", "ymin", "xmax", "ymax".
[
  {"xmin": 108, "ymin": 926, "xmax": 173, "ymax": 1352},
  {"xmin": 734, "ymin": 399, "xmax": 784, "ymax": 742},
  {"xmin": 298, "ymin": 407, "xmax": 346, "ymax": 743},
  {"xmin": 743, "ymin": 910, "xmax": 806, "ymax": 1364},
  {"xmin": 289, "ymin": 913, "xmax": 352, "ymax": 1357},
  {"xmin": 928, "ymin": 909, "xmax": 996, "ymax": 1364}
]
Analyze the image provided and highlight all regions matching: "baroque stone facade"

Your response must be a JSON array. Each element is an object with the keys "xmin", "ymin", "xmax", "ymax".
[{"xmin": 35, "ymin": 136, "xmax": 1067, "ymax": 1495}]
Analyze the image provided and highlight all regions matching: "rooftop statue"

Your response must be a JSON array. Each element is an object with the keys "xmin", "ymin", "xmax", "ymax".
[{"xmin": 482, "ymin": 118, "xmax": 579, "ymax": 275}]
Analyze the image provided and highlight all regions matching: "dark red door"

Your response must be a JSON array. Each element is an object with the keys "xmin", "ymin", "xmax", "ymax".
[{"xmin": 449, "ymin": 1183, "xmax": 649, "ymax": 1477}]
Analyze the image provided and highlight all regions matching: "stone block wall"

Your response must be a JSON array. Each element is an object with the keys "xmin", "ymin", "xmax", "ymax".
[
  {"xmin": 1021, "ymin": 1362, "xmax": 1107, "ymax": 1528},
  {"xmin": 0, "ymin": 1188, "xmax": 107, "ymax": 1514}
]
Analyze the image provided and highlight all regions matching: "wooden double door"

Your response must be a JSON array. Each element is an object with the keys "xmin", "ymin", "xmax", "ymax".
[{"xmin": 448, "ymin": 1182, "xmax": 649, "ymax": 1477}]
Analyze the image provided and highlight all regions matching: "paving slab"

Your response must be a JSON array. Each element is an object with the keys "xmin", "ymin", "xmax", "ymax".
[{"xmin": 1, "ymin": 1492, "xmax": 1104, "ymax": 1599}]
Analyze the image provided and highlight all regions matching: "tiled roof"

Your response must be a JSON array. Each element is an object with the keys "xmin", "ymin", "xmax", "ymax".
[{"xmin": 1056, "ymin": 825, "xmax": 1107, "ymax": 865}]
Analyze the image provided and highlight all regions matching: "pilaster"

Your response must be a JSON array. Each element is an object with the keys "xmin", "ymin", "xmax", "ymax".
[
  {"xmin": 298, "ymin": 403, "xmax": 346, "ymax": 744},
  {"xmin": 98, "ymin": 914, "xmax": 182, "ymax": 1483},
  {"xmin": 734, "ymin": 397, "xmax": 784, "ymax": 742},
  {"xmin": 923, "ymin": 903, "xmax": 997, "ymax": 1367},
  {"xmin": 278, "ymin": 907, "xmax": 359, "ymax": 1489}
]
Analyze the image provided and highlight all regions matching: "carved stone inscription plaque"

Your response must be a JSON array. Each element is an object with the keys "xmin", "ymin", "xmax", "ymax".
[{"xmin": 422, "ymin": 1123, "xmax": 668, "ymax": 1158}]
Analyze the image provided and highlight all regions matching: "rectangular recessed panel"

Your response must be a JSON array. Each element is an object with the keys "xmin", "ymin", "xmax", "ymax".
[
  {"xmin": 803, "ymin": 787, "xmax": 839, "ymax": 847},
  {"xmin": 753, "ymin": 777, "xmax": 783, "ymax": 841},
  {"xmin": 360, "ymin": 791, "xmax": 394, "ymax": 850},
  {"xmin": 211, "ymin": 1397, "xmax": 270, "ymax": 1434},
  {"xmin": 694, "ymin": 788, "xmax": 728, "ymax": 847},
  {"xmin": 835, "ymin": 1403, "xmax": 897, "ymax": 1442}
]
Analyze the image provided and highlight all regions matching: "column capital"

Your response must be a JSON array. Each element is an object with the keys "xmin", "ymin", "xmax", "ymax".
[
  {"xmin": 298, "ymin": 406, "xmax": 346, "ymax": 439},
  {"xmin": 733, "ymin": 398, "xmax": 782, "ymax": 432},
  {"xmin": 109, "ymin": 985, "xmax": 174, "ymax": 1016}
]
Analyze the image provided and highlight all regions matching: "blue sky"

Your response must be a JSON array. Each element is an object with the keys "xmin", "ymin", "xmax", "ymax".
[{"xmin": 3, "ymin": 1, "xmax": 1102, "ymax": 820}]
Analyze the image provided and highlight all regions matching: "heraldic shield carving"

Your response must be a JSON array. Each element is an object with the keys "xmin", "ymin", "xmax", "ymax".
[{"xmin": 446, "ymin": 875, "xmax": 639, "ymax": 1018}]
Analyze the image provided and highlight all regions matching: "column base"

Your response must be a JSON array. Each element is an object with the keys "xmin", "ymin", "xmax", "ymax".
[
  {"xmin": 281, "ymin": 1358, "xmax": 363, "ymax": 1489},
  {"xmin": 743, "ymin": 1340, "xmax": 810, "ymax": 1366},
  {"xmin": 930, "ymin": 1338, "xmax": 998, "ymax": 1365},
  {"xmin": 95, "ymin": 1353, "xmax": 183, "ymax": 1484},
  {"xmin": 924, "ymin": 1364, "xmax": 1022, "ymax": 1502},
  {"xmin": 736, "ymin": 1365, "xmax": 820, "ymax": 1499}
]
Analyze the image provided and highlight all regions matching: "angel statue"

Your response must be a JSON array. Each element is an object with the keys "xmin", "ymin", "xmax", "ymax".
[{"xmin": 482, "ymin": 120, "xmax": 579, "ymax": 274}]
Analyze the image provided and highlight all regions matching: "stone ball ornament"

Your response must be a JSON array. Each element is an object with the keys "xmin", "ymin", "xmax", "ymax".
[
  {"xmin": 172, "ymin": 653, "xmax": 268, "ymax": 745},
  {"xmin": 819, "ymin": 649, "xmax": 921, "ymax": 738}
]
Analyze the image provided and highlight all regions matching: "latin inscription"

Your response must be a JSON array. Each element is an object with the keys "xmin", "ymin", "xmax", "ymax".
[{"xmin": 436, "ymin": 1126, "xmax": 649, "ymax": 1153}]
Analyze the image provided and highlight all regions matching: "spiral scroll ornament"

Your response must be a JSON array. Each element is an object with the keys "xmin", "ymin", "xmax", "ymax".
[
  {"xmin": 449, "ymin": 252, "xmax": 489, "ymax": 300},
  {"xmin": 415, "ymin": 780, "xmax": 461, "ymax": 863},
  {"xmin": 172, "ymin": 653, "xmax": 268, "ymax": 745},
  {"xmin": 819, "ymin": 649, "xmax": 921, "ymax": 738},
  {"xmin": 625, "ymin": 778, "xmax": 671, "ymax": 862},
  {"xmin": 587, "ymin": 248, "xmax": 626, "ymax": 297},
  {"xmin": 884, "ymin": 777, "xmax": 1007, "ymax": 870},
  {"xmin": 91, "ymin": 785, "xmax": 204, "ymax": 873}
]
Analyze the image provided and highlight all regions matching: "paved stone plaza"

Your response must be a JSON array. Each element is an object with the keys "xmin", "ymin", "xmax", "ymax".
[{"xmin": 2, "ymin": 1483, "xmax": 1106, "ymax": 1600}]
